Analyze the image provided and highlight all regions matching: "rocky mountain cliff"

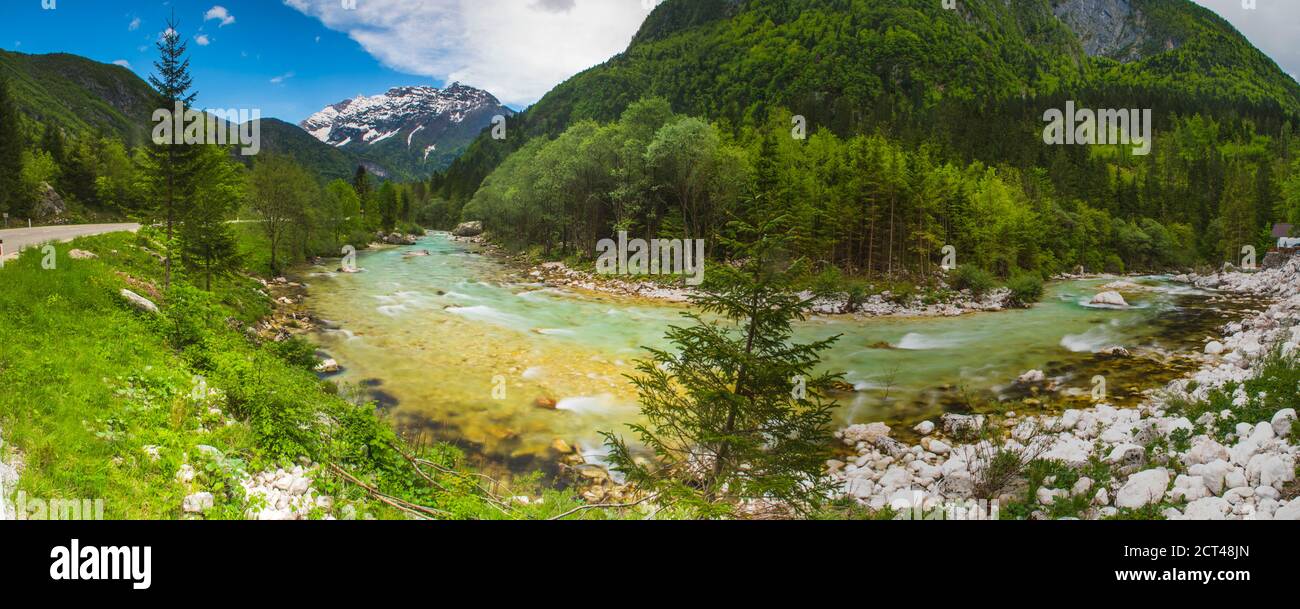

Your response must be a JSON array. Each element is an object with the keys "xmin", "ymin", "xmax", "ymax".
[{"xmin": 1053, "ymin": 0, "xmax": 1150, "ymax": 61}]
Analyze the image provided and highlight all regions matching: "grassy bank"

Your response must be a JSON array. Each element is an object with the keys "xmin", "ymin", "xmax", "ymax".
[{"xmin": 0, "ymin": 230, "xmax": 598, "ymax": 519}]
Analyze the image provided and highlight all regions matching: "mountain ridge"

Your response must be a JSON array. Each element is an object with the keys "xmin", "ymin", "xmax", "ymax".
[{"xmin": 0, "ymin": 48, "xmax": 514, "ymax": 183}]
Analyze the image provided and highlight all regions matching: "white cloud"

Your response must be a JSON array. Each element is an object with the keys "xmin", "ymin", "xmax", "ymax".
[
  {"xmin": 531, "ymin": 0, "xmax": 576, "ymax": 13},
  {"xmin": 128, "ymin": 17, "xmax": 141, "ymax": 32},
  {"xmin": 204, "ymin": 6, "xmax": 236, "ymax": 27},
  {"xmin": 113, "ymin": 59, "xmax": 131, "ymax": 68},
  {"xmin": 270, "ymin": 72, "xmax": 295, "ymax": 84},
  {"xmin": 282, "ymin": 0, "xmax": 653, "ymax": 106},
  {"xmin": 195, "ymin": 34, "xmax": 212, "ymax": 46}
]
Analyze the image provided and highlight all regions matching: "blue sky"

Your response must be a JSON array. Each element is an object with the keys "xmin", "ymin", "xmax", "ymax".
[
  {"xmin": 0, "ymin": 0, "xmax": 437, "ymax": 122},
  {"xmin": 0, "ymin": 0, "xmax": 655, "ymax": 123},
  {"xmin": 0, "ymin": 1, "xmax": 1295, "ymax": 126}
]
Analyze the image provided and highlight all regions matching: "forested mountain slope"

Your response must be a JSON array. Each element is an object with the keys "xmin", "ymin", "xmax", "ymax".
[
  {"xmin": 437, "ymin": 0, "xmax": 1300, "ymax": 202},
  {"xmin": 0, "ymin": 49, "xmax": 160, "ymax": 146},
  {"xmin": 0, "ymin": 48, "xmax": 371, "ymax": 182}
]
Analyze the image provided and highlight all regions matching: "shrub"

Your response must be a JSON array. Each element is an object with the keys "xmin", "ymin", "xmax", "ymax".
[
  {"xmin": 950, "ymin": 265, "xmax": 996, "ymax": 297},
  {"xmin": 268, "ymin": 336, "xmax": 320, "ymax": 370},
  {"xmin": 1006, "ymin": 273, "xmax": 1044, "ymax": 308},
  {"xmin": 885, "ymin": 281, "xmax": 917, "ymax": 305},
  {"xmin": 810, "ymin": 266, "xmax": 844, "ymax": 298},
  {"xmin": 1103, "ymin": 254, "xmax": 1125, "ymax": 274}
]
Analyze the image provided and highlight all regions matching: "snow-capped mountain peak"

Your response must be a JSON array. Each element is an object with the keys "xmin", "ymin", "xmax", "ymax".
[{"xmin": 300, "ymin": 83, "xmax": 511, "ymax": 152}]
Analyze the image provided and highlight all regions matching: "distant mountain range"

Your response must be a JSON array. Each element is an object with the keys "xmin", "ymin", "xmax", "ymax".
[
  {"xmin": 300, "ymin": 84, "xmax": 512, "ymax": 178},
  {"xmin": 0, "ymin": 48, "xmax": 509, "ymax": 182}
]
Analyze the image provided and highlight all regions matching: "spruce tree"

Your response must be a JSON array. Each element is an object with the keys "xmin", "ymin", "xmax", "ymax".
[
  {"xmin": 40, "ymin": 123, "xmax": 67, "ymax": 168},
  {"xmin": 603, "ymin": 214, "xmax": 843, "ymax": 518},
  {"xmin": 145, "ymin": 14, "xmax": 200, "ymax": 292},
  {"xmin": 352, "ymin": 165, "xmax": 371, "ymax": 201},
  {"xmin": 0, "ymin": 75, "xmax": 23, "ymax": 218},
  {"xmin": 378, "ymin": 181, "xmax": 398, "ymax": 232},
  {"xmin": 353, "ymin": 165, "xmax": 374, "ymax": 229},
  {"xmin": 180, "ymin": 146, "xmax": 241, "ymax": 291},
  {"xmin": 62, "ymin": 138, "xmax": 99, "ymax": 206}
]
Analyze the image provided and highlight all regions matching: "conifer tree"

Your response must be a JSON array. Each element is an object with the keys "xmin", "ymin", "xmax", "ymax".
[
  {"xmin": 603, "ymin": 214, "xmax": 843, "ymax": 517},
  {"xmin": 62, "ymin": 138, "xmax": 99, "ymax": 206},
  {"xmin": 0, "ymin": 75, "xmax": 23, "ymax": 218},
  {"xmin": 145, "ymin": 14, "xmax": 200, "ymax": 291},
  {"xmin": 180, "ymin": 146, "xmax": 242, "ymax": 291},
  {"xmin": 378, "ymin": 181, "xmax": 399, "ymax": 232},
  {"xmin": 40, "ymin": 123, "xmax": 66, "ymax": 168}
]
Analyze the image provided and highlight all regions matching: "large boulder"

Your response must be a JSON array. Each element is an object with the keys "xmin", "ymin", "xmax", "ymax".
[
  {"xmin": 119, "ymin": 289, "xmax": 159, "ymax": 314},
  {"xmin": 452, "ymin": 221, "xmax": 484, "ymax": 237},
  {"xmin": 1180, "ymin": 496, "xmax": 1231, "ymax": 520},
  {"xmin": 1016, "ymin": 369, "xmax": 1046, "ymax": 385},
  {"xmin": 383, "ymin": 232, "xmax": 417, "ymax": 245},
  {"xmin": 1272, "ymin": 409, "xmax": 1296, "ymax": 437},
  {"xmin": 1274, "ymin": 499, "xmax": 1300, "ymax": 520},
  {"xmin": 840, "ymin": 422, "xmax": 891, "ymax": 445},
  {"xmin": 940, "ymin": 413, "xmax": 985, "ymax": 437},
  {"xmin": 32, "ymin": 182, "xmax": 67, "ymax": 220},
  {"xmin": 1089, "ymin": 291, "xmax": 1129, "ymax": 307},
  {"xmin": 1042, "ymin": 434, "xmax": 1093, "ymax": 468},
  {"xmin": 1115, "ymin": 468, "xmax": 1170, "ymax": 509},
  {"xmin": 182, "ymin": 492, "xmax": 214, "ymax": 514},
  {"xmin": 314, "ymin": 359, "xmax": 341, "ymax": 374}
]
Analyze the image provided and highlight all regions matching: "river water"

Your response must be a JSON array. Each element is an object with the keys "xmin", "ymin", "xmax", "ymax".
[{"xmin": 300, "ymin": 233, "xmax": 1244, "ymax": 474}]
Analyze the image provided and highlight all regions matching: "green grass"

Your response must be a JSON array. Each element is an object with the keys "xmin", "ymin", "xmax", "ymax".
[
  {"xmin": 0, "ymin": 234, "xmax": 231, "ymax": 517},
  {"xmin": 0, "ymin": 230, "xmax": 605, "ymax": 520},
  {"xmin": 1163, "ymin": 348, "xmax": 1300, "ymax": 442}
]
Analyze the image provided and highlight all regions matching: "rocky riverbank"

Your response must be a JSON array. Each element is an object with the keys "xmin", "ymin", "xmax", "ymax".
[
  {"xmin": 829, "ymin": 255, "xmax": 1300, "ymax": 520},
  {"xmin": 448, "ymin": 226, "xmax": 1018, "ymax": 316},
  {"xmin": 513, "ymin": 258, "xmax": 1017, "ymax": 317}
]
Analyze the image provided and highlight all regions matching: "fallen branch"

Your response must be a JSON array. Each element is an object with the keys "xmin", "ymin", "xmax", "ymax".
[
  {"xmin": 386, "ymin": 441, "xmax": 516, "ymax": 515},
  {"xmin": 327, "ymin": 463, "xmax": 450, "ymax": 519},
  {"xmin": 548, "ymin": 493, "xmax": 659, "ymax": 521}
]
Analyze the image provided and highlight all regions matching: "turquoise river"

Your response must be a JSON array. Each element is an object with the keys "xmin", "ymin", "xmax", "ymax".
[{"xmin": 299, "ymin": 233, "xmax": 1249, "ymax": 474}]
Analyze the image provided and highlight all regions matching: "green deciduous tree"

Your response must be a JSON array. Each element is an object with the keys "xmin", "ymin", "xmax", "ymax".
[
  {"xmin": 248, "ymin": 154, "xmax": 314, "ymax": 275},
  {"xmin": 322, "ymin": 179, "xmax": 362, "ymax": 250}
]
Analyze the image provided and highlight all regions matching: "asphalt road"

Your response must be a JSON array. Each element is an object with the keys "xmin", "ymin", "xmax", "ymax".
[{"xmin": 0, "ymin": 223, "xmax": 140, "ymax": 260}]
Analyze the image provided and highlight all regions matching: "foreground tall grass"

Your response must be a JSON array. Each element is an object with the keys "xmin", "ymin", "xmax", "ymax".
[{"xmin": 0, "ymin": 230, "xmax": 596, "ymax": 519}]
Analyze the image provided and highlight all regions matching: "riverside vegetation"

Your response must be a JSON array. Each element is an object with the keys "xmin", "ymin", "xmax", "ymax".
[
  {"xmin": 0, "ymin": 19, "xmax": 602, "ymax": 520},
  {"xmin": 5, "ymin": 1, "xmax": 1300, "ymax": 519},
  {"xmin": 0, "ymin": 228, "xmax": 628, "ymax": 520}
]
